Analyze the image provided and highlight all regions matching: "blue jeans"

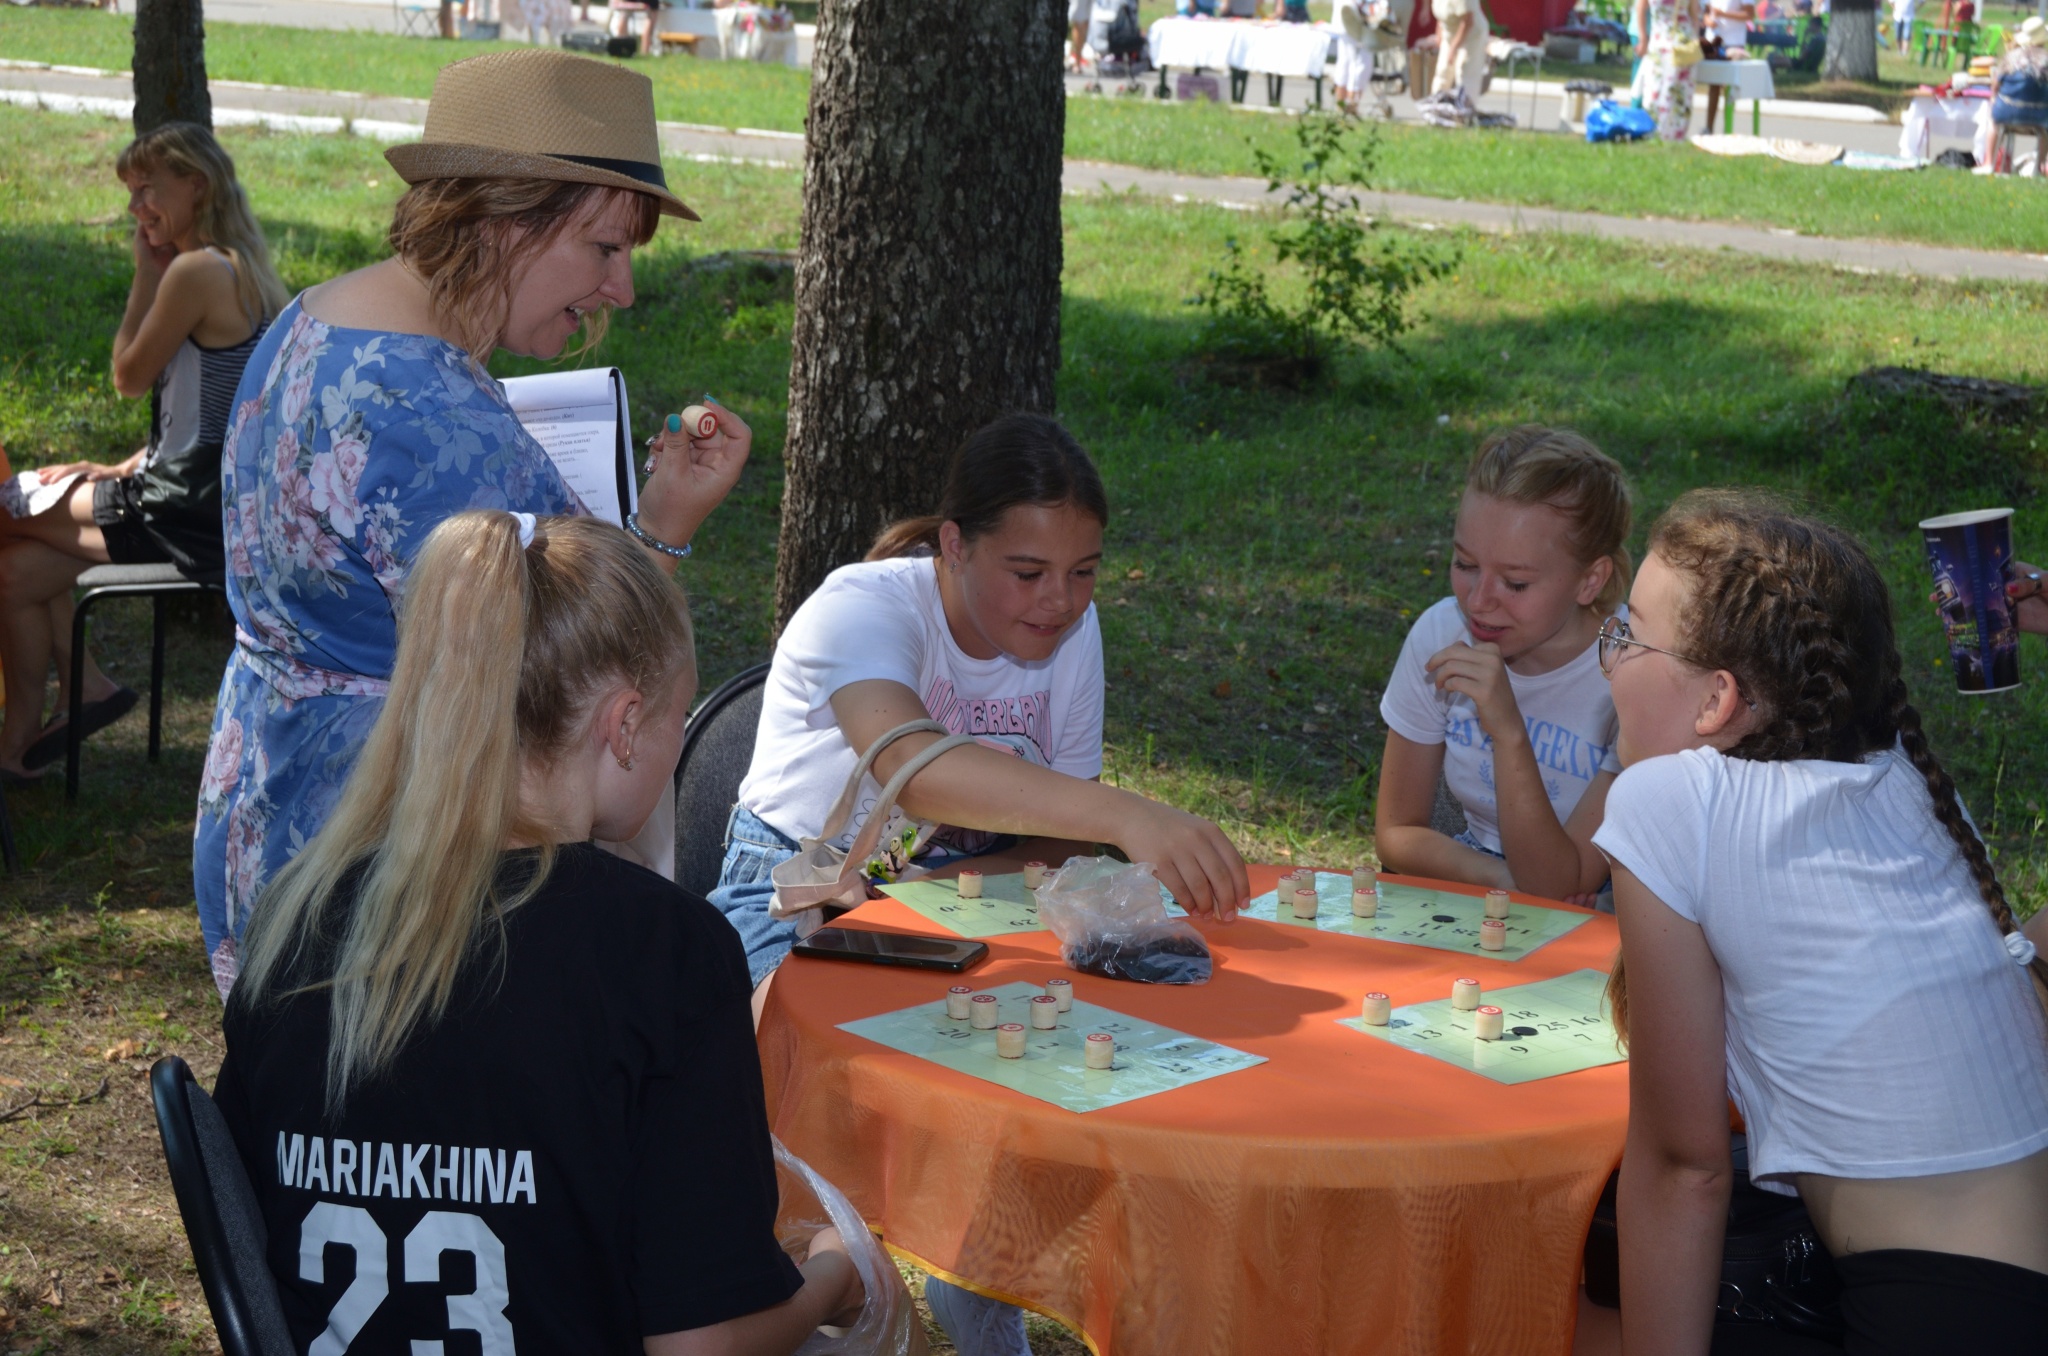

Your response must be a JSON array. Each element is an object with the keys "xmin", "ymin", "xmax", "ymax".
[{"xmin": 707, "ymin": 805, "xmax": 806, "ymax": 987}]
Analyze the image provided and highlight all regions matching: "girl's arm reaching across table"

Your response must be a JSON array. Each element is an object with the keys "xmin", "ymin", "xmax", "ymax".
[
  {"xmin": 832, "ymin": 678, "xmax": 1249, "ymax": 919},
  {"xmin": 1611, "ymin": 863, "xmax": 1731, "ymax": 1356}
]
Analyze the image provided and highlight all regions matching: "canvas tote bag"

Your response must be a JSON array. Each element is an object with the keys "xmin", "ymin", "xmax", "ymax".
[{"xmin": 768, "ymin": 719, "xmax": 977, "ymax": 937}]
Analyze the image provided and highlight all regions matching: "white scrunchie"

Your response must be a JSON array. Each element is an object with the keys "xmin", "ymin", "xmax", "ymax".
[
  {"xmin": 2007, "ymin": 930, "xmax": 2038, "ymax": 967},
  {"xmin": 511, "ymin": 511, "xmax": 537, "ymax": 549}
]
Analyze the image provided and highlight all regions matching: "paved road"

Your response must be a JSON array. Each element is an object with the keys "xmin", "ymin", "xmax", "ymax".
[{"xmin": 2, "ymin": 62, "xmax": 2040, "ymax": 282}]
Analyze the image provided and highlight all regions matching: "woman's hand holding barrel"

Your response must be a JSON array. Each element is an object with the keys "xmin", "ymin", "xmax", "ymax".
[{"xmin": 637, "ymin": 398, "xmax": 752, "ymax": 552}]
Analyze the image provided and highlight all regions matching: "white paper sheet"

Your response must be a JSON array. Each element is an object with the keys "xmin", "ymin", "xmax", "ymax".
[
  {"xmin": 499, "ymin": 367, "xmax": 638, "ymax": 528},
  {"xmin": 0, "ymin": 469, "xmax": 83, "ymax": 521}
]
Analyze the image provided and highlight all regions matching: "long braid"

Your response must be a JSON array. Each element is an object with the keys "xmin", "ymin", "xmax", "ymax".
[{"xmin": 1888, "ymin": 677, "xmax": 2048, "ymax": 994}]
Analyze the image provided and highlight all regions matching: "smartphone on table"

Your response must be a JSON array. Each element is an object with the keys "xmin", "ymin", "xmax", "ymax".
[{"xmin": 791, "ymin": 926, "xmax": 989, "ymax": 973}]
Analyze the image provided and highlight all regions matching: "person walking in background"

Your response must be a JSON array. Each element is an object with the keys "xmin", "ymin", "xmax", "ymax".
[
  {"xmin": 192, "ymin": 51, "xmax": 749, "ymax": 998},
  {"xmin": 1635, "ymin": 0, "xmax": 1702, "ymax": 139},
  {"xmin": 1889, "ymin": 0, "xmax": 1918, "ymax": 48},
  {"xmin": 1431, "ymin": 0, "xmax": 1491, "ymax": 98},
  {"xmin": 0, "ymin": 122, "xmax": 284, "ymax": 783}
]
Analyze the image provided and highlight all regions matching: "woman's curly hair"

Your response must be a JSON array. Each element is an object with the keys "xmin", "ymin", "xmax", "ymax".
[{"xmin": 1608, "ymin": 489, "xmax": 2048, "ymax": 1037}]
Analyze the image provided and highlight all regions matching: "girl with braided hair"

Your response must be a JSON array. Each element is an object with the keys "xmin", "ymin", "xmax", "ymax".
[{"xmin": 1588, "ymin": 489, "xmax": 2048, "ymax": 1355}]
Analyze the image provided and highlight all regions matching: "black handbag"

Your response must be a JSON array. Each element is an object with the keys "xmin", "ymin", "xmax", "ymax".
[
  {"xmin": 1583, "ymin": 1169, "xmax": 1845, "ymax": 1346},
  {"xmin": 131, "ymin": 439, "xmax": 226, "ymax": 580}
]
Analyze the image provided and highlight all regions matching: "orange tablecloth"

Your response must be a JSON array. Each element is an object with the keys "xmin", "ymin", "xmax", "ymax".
[{"xmin": 757, "ymin": 856, "xmax": 1628, "ymax": 1356}]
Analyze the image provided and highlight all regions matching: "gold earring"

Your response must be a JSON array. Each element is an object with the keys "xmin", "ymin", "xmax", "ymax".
[{"xmin": 617, "ymin": 754, "xmax": 635, "ymax": 771}]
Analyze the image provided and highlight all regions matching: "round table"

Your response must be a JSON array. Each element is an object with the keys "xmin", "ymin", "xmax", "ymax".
[{"xmin": 757, "ymin": 852, "xmax": 1628, "ymax": 1356}]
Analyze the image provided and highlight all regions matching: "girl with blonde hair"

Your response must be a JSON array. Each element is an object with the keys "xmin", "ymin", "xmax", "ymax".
[
  {"xmin": 1375, "ymin": 425, "xmax": 1635, "ymax": 903},
  {"xmin": 0, "ymin": 120, "xmax": 285, "ymax": 780},
  {"xmin": 1591, "ymin": 492, "xmax": 2048, "ymax": 1354},
  {"xmin": 193, "ymin": 49, "xmax": 750, "ymax": 995},
  {"xmin": 215, "ymin": 510, "xmax": 880, "ymax": 1354}
]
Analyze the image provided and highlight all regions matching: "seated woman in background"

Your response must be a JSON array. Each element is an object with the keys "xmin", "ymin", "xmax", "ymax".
[
  {"xmin": 0, "ymin": 121, "xmax": 284, "ymax": 781},
  {"xmin": 1592, "ymin": 491, "xmax": 2048, "ymax": 1355},
  {"xmin": 1374, "ymin": 426, "xmax": 1633, "ymax": 905},
  {"xmin": 217, "ymin": 512, "xmax": 881, "ymax": 1355},
  {"xmin": 709, "ymin": 414, "xmax": 1247, "ymax": 1356}
]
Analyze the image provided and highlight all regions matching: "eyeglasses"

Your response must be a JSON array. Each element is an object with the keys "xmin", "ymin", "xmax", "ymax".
[{"xmin": 1596, "ymin": 615, "xmax": 1704, "ymax": 676}]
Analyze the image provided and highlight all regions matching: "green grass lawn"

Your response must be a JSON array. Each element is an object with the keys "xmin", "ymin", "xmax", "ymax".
[
  {"xmin": 3, "ymin": 99, "xmax": 2045, "ymax": 1354},
  {"xmin": 7, "ymin": 9, "xmax": 2048, "ymax": 254}
]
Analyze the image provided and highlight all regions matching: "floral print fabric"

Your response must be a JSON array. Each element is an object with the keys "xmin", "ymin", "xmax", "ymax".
[
  {"xmin": 193, "ymin": 299, "xmax": 581, "ymax": 997},
  {"xmin": 1637, "ymin": 0, "xmax": 1698, "ymax": 141}
]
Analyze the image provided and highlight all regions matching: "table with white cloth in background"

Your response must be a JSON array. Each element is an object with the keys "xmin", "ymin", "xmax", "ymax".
[
  {"xmin": 1692, "ymin": 58, "xmax": 1775, "ymax": 135},
  {"xmin": 1146, "ymin": 16, "xmax": 1337, "ymax": 105},
  {"xmin": 1899, "ymin": 92, "xmax": 1997, "ymax": 164}
]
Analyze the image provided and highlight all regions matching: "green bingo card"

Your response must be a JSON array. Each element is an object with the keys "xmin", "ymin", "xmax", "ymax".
[
  {"xmin": 878, "ymin": 873, "xmax": 1047, "ymax": 938},
  {"xmin": 1246, "ymin": 874, "xmax": 1592, "ymax": 961},
  {"xmin": 839, "ymin": 981, "xmax": 1266, "ymax": 1113},
  {"xmin": 1337, "ymin": 969, "xmax": 1626, "ymax": 1085}
]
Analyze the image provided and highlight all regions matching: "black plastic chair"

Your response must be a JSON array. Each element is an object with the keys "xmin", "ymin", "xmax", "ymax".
[
  {"xmin": 66, "ymin": 562, "xmax": 225, "ymax": 800},
  {"xmin": 149, "ymin": 1056, "xmax": 294, "ymax": 1356},
  {"xmin": 673, "ymin": 662, "xmax": 770, "ymax": 899}
]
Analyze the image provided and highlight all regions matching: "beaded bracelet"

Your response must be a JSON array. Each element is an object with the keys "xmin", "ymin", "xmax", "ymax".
[{"xmin": 625, "ymin": 512, "xmax": 692, "ymax": 558}]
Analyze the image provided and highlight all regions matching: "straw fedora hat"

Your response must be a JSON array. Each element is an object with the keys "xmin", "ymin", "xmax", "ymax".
[
  {"xmin": 385, "ymin": 49, "xmax": 698, "ymax": 221},
  {"xmin": 2019, "ymin": 16, "xmax": 2045, "ymax": 45}
]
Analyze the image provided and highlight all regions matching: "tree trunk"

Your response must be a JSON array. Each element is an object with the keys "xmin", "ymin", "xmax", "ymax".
[
  {"xmin": 1820, "ymin": 0, "xmax": 1878, "ymax": 82},
  {"xmin": 132, "ymin": 0, "xmax": 211, "ymax": 134},
  {"xmin": 773, "ymin": 0, "xmax": 1067, "ymax": 627},
  {"xmin": 440, "ymin": 0, "xmax": 459, "ymax": 38}
]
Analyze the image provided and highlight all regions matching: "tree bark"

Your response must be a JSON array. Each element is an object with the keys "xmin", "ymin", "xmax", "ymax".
[
  {"xmin": 1820, "ymin": 0, "xmax": 1879, "ymax": 82},
  {"xmin": 441, "ymin": 0, "xmax": 459, "ymax": 38},
  {"xmin": 132, "ymin": 0, "xmax": 211, "ymax": 134},
  {"xmin": 773, "ymin": 0, "xmax": 1067, "ymax": 627}
]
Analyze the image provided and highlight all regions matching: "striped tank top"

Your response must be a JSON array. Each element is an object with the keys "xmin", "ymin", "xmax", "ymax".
[{"xmin": 149, "ymin": 248, "xmax": 269, "ymax": 465}]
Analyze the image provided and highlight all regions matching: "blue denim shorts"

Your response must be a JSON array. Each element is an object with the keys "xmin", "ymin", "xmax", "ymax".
[{"xmin": 707, "ymin": 805, "xmax": 805, "ymax": 987}]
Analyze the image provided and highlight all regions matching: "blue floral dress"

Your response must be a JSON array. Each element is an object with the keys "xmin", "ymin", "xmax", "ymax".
[{"xmin": 193, "ymin": 299, "xmax": 583, "ymax": 998}]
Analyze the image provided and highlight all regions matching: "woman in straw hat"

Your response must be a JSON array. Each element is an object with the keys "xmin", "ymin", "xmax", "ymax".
[{"xmin": 193, "ymin": 49, "xmax": 744, "ymax": 998}]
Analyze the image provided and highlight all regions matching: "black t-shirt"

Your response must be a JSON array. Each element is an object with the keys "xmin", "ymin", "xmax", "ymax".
[{"xmin": 214, "ymin": 844, "xmax": 803, "ymax": 1355}]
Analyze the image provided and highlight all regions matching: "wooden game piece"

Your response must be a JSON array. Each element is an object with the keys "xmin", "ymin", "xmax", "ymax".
[
  {"xmin": 1452, "ymin": 977, "xmax": 1482, "ymax": 1010},
  {"xmin": 1479, "ymin": 918, "xmax": 1507, "ymax": 951},
  {"xmin": 1029, "ymin": 994, "xmax": 1060, "ymax": 1029},
  {"xmin": 970, "ymin": 994, "xmax": 999, "ymax": 1028},
  {"xmin": 1291, "ymin": 880, "xmax": 1320, "ymax": 919},
  {"xmin": 996, "ymin": 1023, "xmax": 1027, "ymax": 1058},
  {"xmin": 679, "ymin": 404, "xmax": 719, "ymax": 439},
  {"xmin": 946, "ymin": 986, "xmax": 973, "ymax": 1019},
  {"xmin": 1360, "ymin": 992, "xmax": 1392, "ymax": 1025},
  {"xmin": 1353, "ymin": 866, "xmax": 1374, "ymax": 892},
  {"xmin": 1023, "ymin": 861, "xmax": 1047, "ymax": 889},
  {"xmin": 958, "ymin": 870, "xmax": 983, "ymax": 899},
  {"xmin": 1474, "ymin": 1005, "xmax": 1504, "ymax": 1040},
  {"xmin": 1045, "ymin": 977, "xmax": 1074, "ymax": 1012},
  {"xmin": 1084, "ymin": 1032, "xmax": 1115, "ymax": 1069},
  {"xmin": 1484, "ymin": 888, "xmax": 1511, "ymax": 920},
  {"xmin": 1351, "ymin": 886, "xmax": 1378, "ymax": 918}
]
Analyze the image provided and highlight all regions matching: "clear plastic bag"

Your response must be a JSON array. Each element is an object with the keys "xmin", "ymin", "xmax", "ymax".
[
  {"xmin": 772, "ymin": 1137, "xmax": 923, "ymax": 1355},
  {"xmin": 1036, "ymin": 855, "xmax": 1213, "ymax": 985}
]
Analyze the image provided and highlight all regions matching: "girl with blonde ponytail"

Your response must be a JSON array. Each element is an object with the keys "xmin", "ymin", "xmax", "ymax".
[
  {"xmin": 214, "ymin": 511, "xmax": 876, "ymax": 1355},
  {"xmin": 1587, "ymin": 490, "xmax": 2048, "ymax": 1356}
]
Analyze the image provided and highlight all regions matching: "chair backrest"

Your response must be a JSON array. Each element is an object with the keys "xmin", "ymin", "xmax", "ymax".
[
  {"xmin": 150, "ymin": 1057, "xmax": 295, "ymax": 1356},
  {"xmin": 1428, "ymin": 776, "xmax": 1469, "ymax": 839},
  {"xmin": 672, "ymin": 662, "xmax": 771, "ymax": 899}
]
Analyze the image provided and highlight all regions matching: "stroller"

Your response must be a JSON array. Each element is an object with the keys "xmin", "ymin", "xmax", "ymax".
[{"xmin": 1085, "ymin": 0, "xmax": 1151, "ymax": 94}]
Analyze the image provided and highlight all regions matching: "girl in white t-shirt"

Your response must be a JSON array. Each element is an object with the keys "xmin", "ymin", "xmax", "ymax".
[
  {"xmin": 1588, "ymin": 491, "xmax": 2048, "ymax": 1355},
  {"xmin": 711, "ymin": 414, "xmax": 1248, "ymax": 986},
  {"xmin": 1376, "ymin": 426, "xmax": 1634, "ymax": 902}
]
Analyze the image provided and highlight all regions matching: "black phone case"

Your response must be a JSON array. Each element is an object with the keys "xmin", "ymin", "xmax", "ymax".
[{"xmin": 789, "ymin": 934, "xmax": 989, "ymax": 973}]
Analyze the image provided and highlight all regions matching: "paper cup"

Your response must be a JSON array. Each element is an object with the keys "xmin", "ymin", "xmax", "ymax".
[{"xmin": 1919, "ymin": 508, "xmax": 2021, "ymax": 695}]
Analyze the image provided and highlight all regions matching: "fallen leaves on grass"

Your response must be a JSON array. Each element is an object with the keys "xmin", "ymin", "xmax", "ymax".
[
  {"xmin": 103, "ymin": 1038, "xmax": 144, "ymax": 1062},
  {"xmin": 0, "ymin": 1076, "xmax": 111, "ymax": 1122},
  {"xmin": 38, "ymin": 1273, "xmax": 63, "ymax": 1309},
  {"xmin": 1212, "ymin": 680, "xmax": 1232, "ymax": 698},
  {"xmin": 96, "ymin": 1268, "xmax": 120, "ymax": 1289}
]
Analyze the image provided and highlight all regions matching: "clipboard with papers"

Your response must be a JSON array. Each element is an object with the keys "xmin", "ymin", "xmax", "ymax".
[{"xmin": 500, "ymin": 367, "xmax": 639, "ymax": 528}]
